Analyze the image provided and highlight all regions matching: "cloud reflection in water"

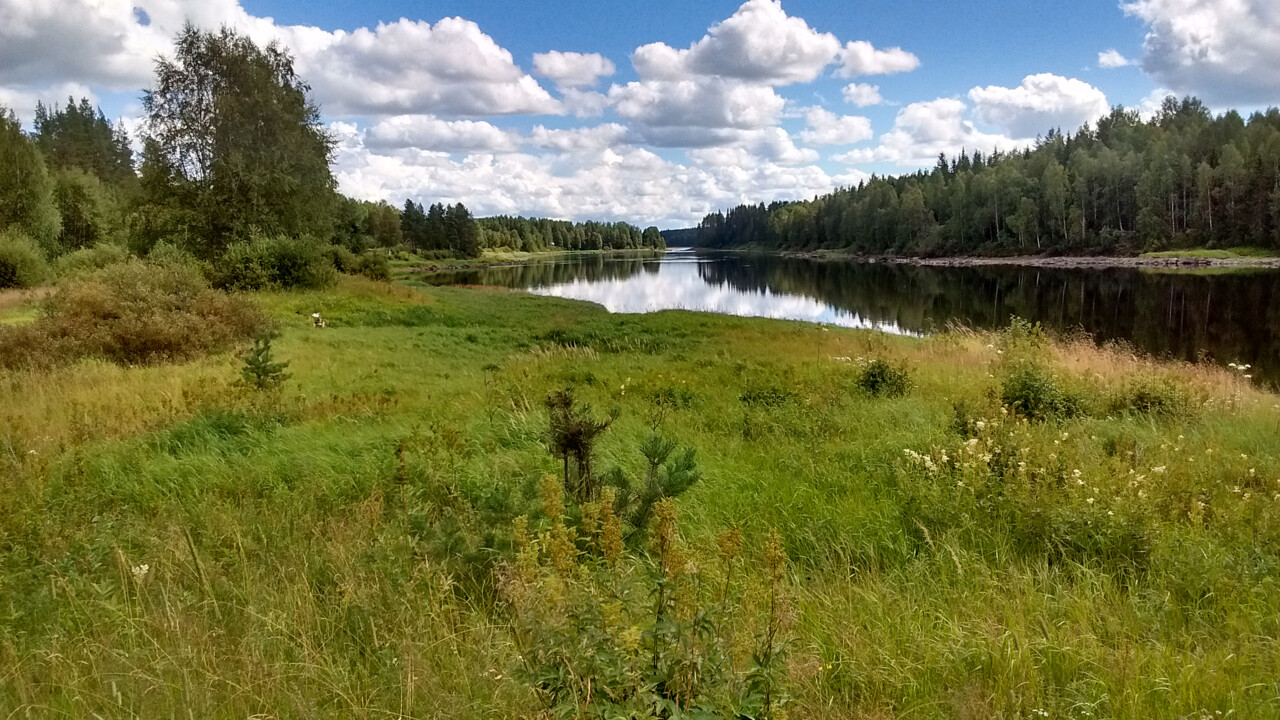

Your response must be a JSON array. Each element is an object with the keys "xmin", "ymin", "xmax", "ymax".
[{"xmin": 527, "ymin": 254, "xmax": 916, "ymax": 336}]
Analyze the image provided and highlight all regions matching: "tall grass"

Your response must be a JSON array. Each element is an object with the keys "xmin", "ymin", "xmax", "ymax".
[{"xmin": 2, "ymin": 278, "xmax": 1278, "ymax": 717}]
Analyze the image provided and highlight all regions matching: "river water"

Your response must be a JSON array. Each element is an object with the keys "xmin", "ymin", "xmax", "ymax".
[{"xmin": 426, "ymin": 248, "xmax": 1280, "ymax": 386}]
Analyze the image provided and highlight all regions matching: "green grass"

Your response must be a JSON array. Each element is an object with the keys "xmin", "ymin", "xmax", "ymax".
[
  {"xmin": 1140, "ymin": 246, "xmax": 1279, "ymax": 260},
  {"xmin": 2, "ymin": 275, "xmax": 1279, "ymax": 718}
]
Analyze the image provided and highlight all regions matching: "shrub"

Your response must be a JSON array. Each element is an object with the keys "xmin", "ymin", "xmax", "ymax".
[
  {"xmin": 856, "ymin": 357, "xmax": 912, "ymax": 398},
  {"xmin": 355, "ymin": 249, "xmax": 390, "ymax": 280},
  {"xmin": 209, "ymin": 235, "xmax": 336, "ymax": 290},
  {"xmin": 0, "ymin": 228, "xmax": 50, "ymax": 289},
  {"xmin": 1107, "ymin": 375, "xmax": 1194, "ymax": 419},
  {"xmin": 1000, "ymin": 360, "xmax": 1084, "ymax": 421},
  {"xmin": 0, "ymin": 258, "xmax": 266, "ymax": 368},
  {"xmin": 503, "ymin": 489, "xmax": 792, "ymax": 719},
  {"xmin": 53, "ymin": 242, "xmax": 130, "ymax": 278}
]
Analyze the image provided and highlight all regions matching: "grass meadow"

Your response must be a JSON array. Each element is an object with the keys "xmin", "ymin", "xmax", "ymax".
[{"xmin": 1, "ymin": 274, "xmax": 1278, "ymax": 718}]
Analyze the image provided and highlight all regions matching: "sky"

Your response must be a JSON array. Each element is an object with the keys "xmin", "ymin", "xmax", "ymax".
[{"xmin": 2, "ymin": 0, "xmax": 1278, "ymax": 228}]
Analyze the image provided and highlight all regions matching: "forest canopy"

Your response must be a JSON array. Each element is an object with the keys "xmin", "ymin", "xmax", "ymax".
[{"xmin": 696, "ymin": 98, "xmax": 1280, "ymax": 256}]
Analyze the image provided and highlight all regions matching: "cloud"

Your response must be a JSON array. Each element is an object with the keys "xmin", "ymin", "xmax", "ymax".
[
  {"xmin": 842, "ymin": 83, "xmax": 883, "ymax": 107},
  {"xmin": 0, "ymin": 3, "xmax": 562, "ymax": 119},
  {"xmin": 282, "ymin": 18, "xmax": 561, "ymax": 118},
  {"xmin": 631, "ymin": 0, "xmax": 841, "ymax": 85},
  {"xmin": 608, "ymin": 77, "xmax": 786, "ymax": 147},
  {"xmin": 0, "ymin": 82, "xmax": 98, "ymax": 123},
  {"xmin": 1098, "ymin": 49, "xmax": 1133, "ymax": 68},
  {"xmin": 968, "ymin": 74, "xmax": 1110, "ymax": 138},
  {"xmin": 528, "ymin": 123, "xmax": 630, "ymax": 153},
  {"xmin": 799, "ymin": 107, "xmax": 873, "ymax": 146},
  {"xmin": 837, "ymin": 40, "xmax": 920, "ymax": 77},
  {"xmin": 365, "ymin": 115, "xmax": 520, "ymax": 153},
  {"xmin": 1123, "ymin": 0, "xmax": 1280, "ymax": 105},
  {"xmin": 835, "ymin": 98, "xmax": 1016, "ymax": 167},
  {"xmin": 532, "ymin": 51, "xmax": 616, "ymax": 89},
  {"xmin": 334, "ymin": 122, "xmax": 849, "ymax": 228}
]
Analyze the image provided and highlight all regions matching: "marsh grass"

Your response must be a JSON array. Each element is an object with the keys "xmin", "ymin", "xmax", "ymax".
[{"xmin": 2, "ymin": 280, "xmax": 1279, "ymax": 718}]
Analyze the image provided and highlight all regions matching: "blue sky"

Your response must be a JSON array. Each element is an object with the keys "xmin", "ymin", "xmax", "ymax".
[{"xmin": 2, "ymin": 0, "xmax": 1277, "ymax": 227}]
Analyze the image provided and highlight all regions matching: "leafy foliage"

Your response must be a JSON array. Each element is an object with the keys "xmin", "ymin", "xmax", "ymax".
[
  {"xmin": 0, "ymin": 228, "xmax": 51, "ymax": 289},
  {"xmin": 0, "ymin": 108, "xmax": 61, "ymax": 249},
  {"xmin": 696, "ymin": 98, "xmax": 1280, "ymax": 255},
  {"xmin": 0, "ymin": 257, "xmax": 265, "ymax": 368},
  {"xmin": 503, "ymin": 488, "xmax": 792, "ymax": 719},
  {"xmin": 139, "ymin": 24, "xmax": 336, "ymax": 255},
  {"xmin": 855, "ymin": 357, "xmax": 912, "ymax": 398},
  {"xmin": 208, "ymin": 234, "xmax": 337, "ymax": 290}
]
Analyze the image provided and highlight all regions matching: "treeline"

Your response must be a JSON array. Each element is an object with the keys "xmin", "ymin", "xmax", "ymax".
[
  {"xmin": 696, "ymin": 97, "xmax": 1280, "ymax": 256},
  {"xmin": 0, "ymin": 24, "xmax": 658, "ymax": 290},
  {"xmin": 478, "ymin": 216, "xmax": 664, "ymax": 253}
]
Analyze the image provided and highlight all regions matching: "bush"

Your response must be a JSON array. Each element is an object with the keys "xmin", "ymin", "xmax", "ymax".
[
  {"xmin": 209, "ymin": 235, "xmax": 336, "ymax": 290},
  {"xmin": 325, "ymin": 245, "xmax": 390, "ymax": 280},
  {"xmin": 1107, "ymin": 375, "xmax": 1194, "ymax": 419},
  {"xmin": 0, "ymin": 258, "xmax": 266, "ymax": 368},
  {"xmin": 0, "ymin": 228, "xmax": 51, "ymax": 289},
  {"xmin": 1000, "ymin": 360, "xmax": 1084, "ymax": 421},
  {"xmin": 53, "ymin": 242, "xmax": 130, "ymax": 278},
  {"xmin": 355, "ymin": 249, "xmax": 390, "ymax": 280},
  {"xmin": 856, "ymin": 357, "xmax": 912, "ymax": 398}
]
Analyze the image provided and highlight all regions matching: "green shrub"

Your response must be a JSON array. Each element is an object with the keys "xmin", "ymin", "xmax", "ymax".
[
  {"xmin": 355, "ymin": 249, "xmax": 390, "ymax": 280},
  {"xmin": 146, "ymin": 241, "xmax": 200, "ymax": 268},
  {"xmin": 1000, "ymin": 360, "xmax": 1083, "ymax": 421},
  {"xmin": 1107, "ymin": 375, "xmax": 1195, "ymax": 419},
  {"xmin": 53, "ymin": 242, "xmax": 130, "ymax": 278},
  {"xmin": 856, "ymin": 357, "xmax": 912, "ymax": 398},
  {"xmin": 0, "ymin": 228, "xmax": 50, "ymax": 288},
  {"xmin": 324, "ymin": 244, "xmax": 360, "ymax": 274},
  {"xmin": 0, "ymin": 258, "xmax": 266, "ymax": 368},
  {"xmin": 210, "ymin": 235, "xmax": 336, "ymax": 290}
]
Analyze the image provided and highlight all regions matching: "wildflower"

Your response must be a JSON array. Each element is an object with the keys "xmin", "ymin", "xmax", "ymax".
[
  {"xmin": 1087, "ymin": 497, "xmax": 1095, "ymax": 504},
  {"xmin": 130, "ymin": 564, "xmax": 150, "ymax": 583},
  {"xmin": 1152, "ymin": 466, "xmax": 1166, "ymax": 474},
  {"xmin": 599, "ymin": 488, "xmax": 623, "ymax": 567}
]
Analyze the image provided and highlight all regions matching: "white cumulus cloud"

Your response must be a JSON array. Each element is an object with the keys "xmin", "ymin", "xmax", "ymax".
[
  {"xmin": 608, "ymin": 77, "xmax": 786, "ymax": 147},
  {"xmin": 1123, "ymin": 0, "xmax": 1280, "ymax": 105},
  {"xmin": 799, "ymin": 107, "xmax": 873, "ymax": 146},
  {"xmin": 631, "ymin": 0, "xmax": 841, "ymax": 85},
  {"xmin": 1098, "ymin": 49, "xmax": 1133, "ymax": 68},
  {"xmin": 835, "ymin": 98, "xmax": 1016, "ymax": 168},
  {"xmin": 532, "ymin": 51, "xmax": 616, "ymax": 90},
  {"xmin": 365, "ymin": 115, "xmax": 520, "ymax": 153},
  {"xmin": 837, "ymin": 40, "xmax": 920, "ymax": 77},
  {"xmin": 842, "ymin": 83, "xmax": 883, "ymax": 107},
  {"xmin": 969, "ymin": 74, "xmax": 1110, "ymax": 138}
]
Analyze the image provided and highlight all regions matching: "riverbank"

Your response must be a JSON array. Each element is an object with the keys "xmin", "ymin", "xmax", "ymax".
[
  {"xmin": 3, "ymin": 275, "xmax": 1278, "ymax": 717},
  {"xmin": 706, "ymin": 246, "xmax": 1280, "ymax": 269},
  {"xmin": 398, "ymin": 247, "xmax": 665, "ymax": 275}
]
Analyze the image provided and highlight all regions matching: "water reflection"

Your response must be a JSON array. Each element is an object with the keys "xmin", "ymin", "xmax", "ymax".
[{"xmin": 426, "ymin": 249, "xmax": 1280, "ymax": 386}]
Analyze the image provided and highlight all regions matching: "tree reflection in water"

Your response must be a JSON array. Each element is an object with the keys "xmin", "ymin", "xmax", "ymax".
[{"xmin": 426, "ymin": 250, "xmax": 1280, "ymax": 386}]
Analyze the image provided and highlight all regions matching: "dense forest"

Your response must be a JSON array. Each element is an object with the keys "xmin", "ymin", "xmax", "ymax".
[
  {"xmin": 0, "ymin": 24, "xmax": 656, "ymax": 290},
  {"xmin": 479, "ymin": 216, "xmax": 664, "ymax": 252},
  {"xmin": 696, "ymin": 98, "xmax": 1280, "ymax": 256}
]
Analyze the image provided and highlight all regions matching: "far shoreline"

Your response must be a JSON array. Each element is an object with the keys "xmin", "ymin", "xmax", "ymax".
[{"xmin": 700, "ymin": 247, "xmax": 1280, "ymax": 270}]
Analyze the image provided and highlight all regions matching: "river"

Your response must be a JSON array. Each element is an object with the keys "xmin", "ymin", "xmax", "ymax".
[{"xmin": 425, "ymin": 248, "xmax": 1280, "ymax": 386}]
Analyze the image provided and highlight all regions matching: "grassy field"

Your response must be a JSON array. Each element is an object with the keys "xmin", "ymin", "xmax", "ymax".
[
  {"xmin": 1139, "ymin": 247, "xmax": 1280, "ymax": 260},
  {"xmin": 2, "ymin": 274, "xmax": 1279, "ymax": 718}
]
